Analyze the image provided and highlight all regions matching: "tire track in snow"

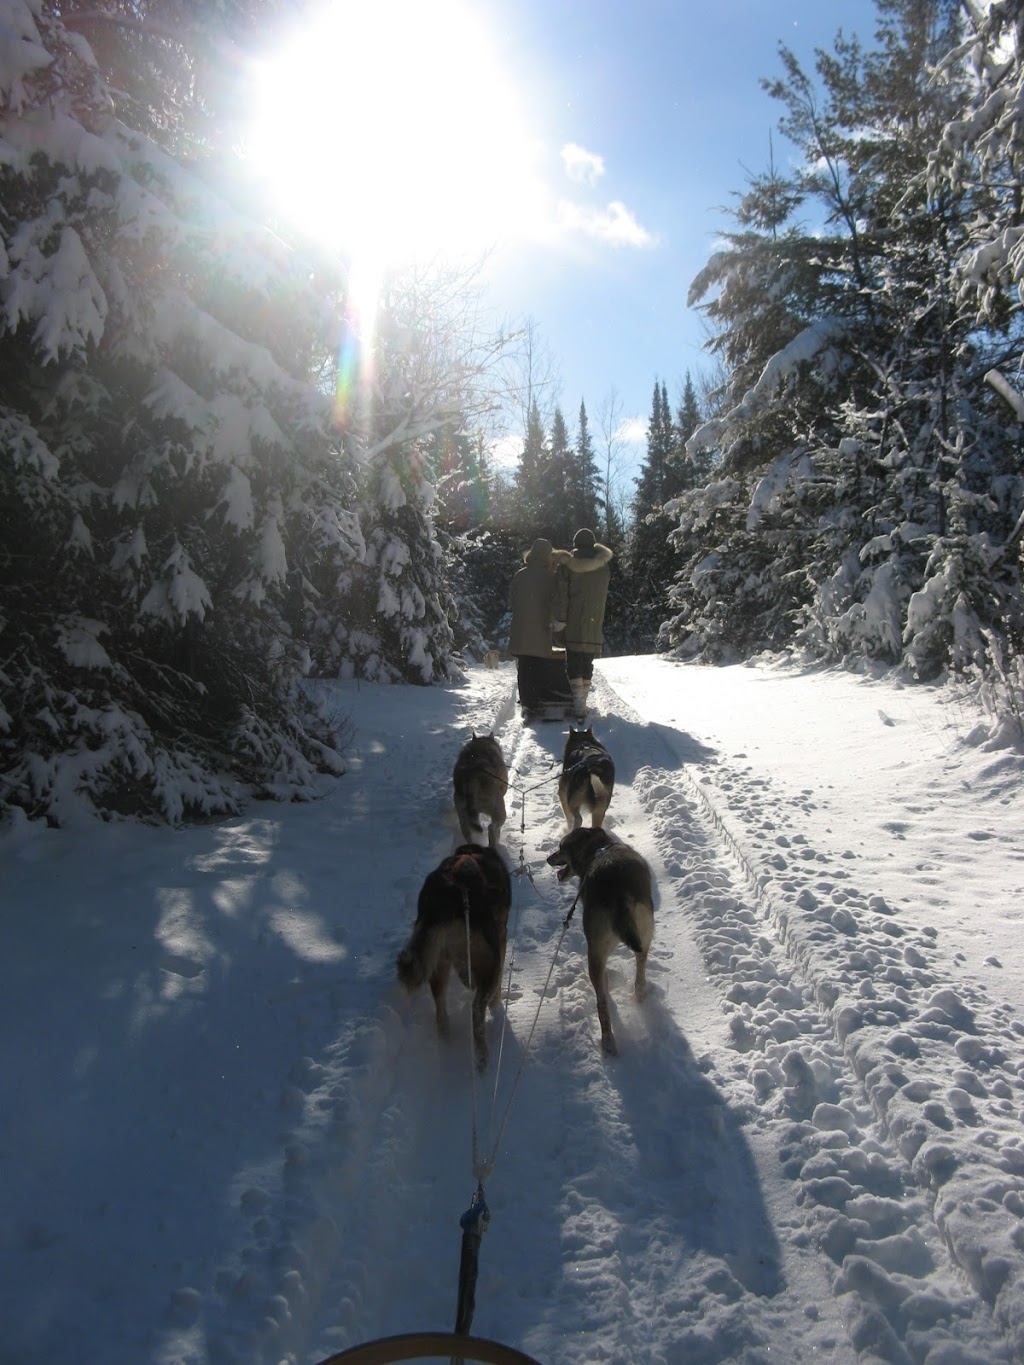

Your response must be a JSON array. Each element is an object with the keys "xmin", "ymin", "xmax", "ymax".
[{"xmin": 597, "ymin": 671, "xmax": 1019, "ymax": 1361}]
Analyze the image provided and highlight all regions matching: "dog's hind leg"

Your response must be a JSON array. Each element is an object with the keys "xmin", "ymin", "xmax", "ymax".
[
  {"xmin": 634, "ymin": 947, "xmax": 649, "ymax": 1002},
  {"xmin": 429, "ymin": 961, "xmax": 452, "ymax": 1039},
  {"xmin": 587, "ymin": 947, "xmax": 618, "ymax": 1055},
  {"xmin": 471, "ymin": 988, "xmax": 489, "ymax": 1070},
  {"xmin": 487, "ymin": 802, "xmax": 506, "ymax": 849},
  {"xmin": 631, "ymin": 903, "xmax": 655, "ymax": 1001},
  {"xmin": 589, "ymin": 778, "xmax": 611, "ymax": 829}
]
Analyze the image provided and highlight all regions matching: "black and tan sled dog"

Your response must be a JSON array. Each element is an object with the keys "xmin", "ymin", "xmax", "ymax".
[
  {"xmin": 547, "ymin": 827, "xmax": 654, "ymax": 1056},
  {"xmin": 559, "ymin": 726, "xmax": 615, "ymax": 830},
  {"xmin": 453, "ymin": 733, "xmax": 508, "ymax": 849},
  {"xmin": 396, "ymin": 844, "xmax": 511, "ymax": 1069}
]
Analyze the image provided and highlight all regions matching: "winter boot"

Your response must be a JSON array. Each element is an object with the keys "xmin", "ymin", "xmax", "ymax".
[{"xmin": 569, "ymin": 678, "xmax": 589, "ymax": 723}]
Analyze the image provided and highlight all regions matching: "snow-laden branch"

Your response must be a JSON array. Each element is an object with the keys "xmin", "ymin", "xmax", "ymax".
[
  {"xmin": 985, "ymin": 367, "xmax": 1024, "ymax": 422},
  {"xmin": 687, "ymin": 318, "xmax": 847, "ymax": 454}
]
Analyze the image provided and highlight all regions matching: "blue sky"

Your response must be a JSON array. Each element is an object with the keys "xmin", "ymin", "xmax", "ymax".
[
  {"xmin": 475, "ymin": 0, "xmax": 883, "ymax": 454},
  {"xmin": 246, "ymin": 1, "xmax": 882, "ymax": 475}
]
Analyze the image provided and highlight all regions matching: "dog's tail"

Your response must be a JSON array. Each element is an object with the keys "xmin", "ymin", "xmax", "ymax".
[
  {"xmin": 613, "ymin": 901, "xmax": 646, "ymax": 955},
  {"xmin": 396, "ymin": 941, "xmax": 425, "ymax": 991},
  {"xmin": 455, "ymin": 785, "xmax": 489, "ymax": 840},
  {"xmin": 396, "ymin": 924, "xmax": 439, "ymax": 992}
]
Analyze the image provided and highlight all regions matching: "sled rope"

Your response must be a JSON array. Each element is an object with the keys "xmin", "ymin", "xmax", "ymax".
[
  {"xmin": 453, "ymin": 840, "xmax": 581, "ymax": 1343},
  {"xmin": 459, "ymin": 885, "xmax": 490, "ymax": 1185},
  {"xmin": 453, "ymin": 714, "xmax": 587, "ymax": 1329},
  {"xmin": 456, "ymin": 886, "xmax": 492, "ymax": 1349},
  {"xmin": 452, "ymin": 1180, "xmax": 490, "ymax": 1354}
]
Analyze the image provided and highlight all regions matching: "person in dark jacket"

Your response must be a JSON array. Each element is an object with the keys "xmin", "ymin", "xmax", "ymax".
[
  {"xmin": 553, "ymin": 527, "xmax": 613, "ymax": 720},
  {"xmin": 507, "ymin": 538, "xmax": 571, "ymax": 714}
]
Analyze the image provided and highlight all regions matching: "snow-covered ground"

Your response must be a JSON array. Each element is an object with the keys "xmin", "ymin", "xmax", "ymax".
[{"xmin": 3, "ymin": 656, "xmax": 1024, "ymax": 1364}]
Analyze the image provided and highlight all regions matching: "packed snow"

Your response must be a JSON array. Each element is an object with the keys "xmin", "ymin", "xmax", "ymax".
[{"xmin": 3, "ymin": 656, "xmax": 1024, "ymax": 1364}]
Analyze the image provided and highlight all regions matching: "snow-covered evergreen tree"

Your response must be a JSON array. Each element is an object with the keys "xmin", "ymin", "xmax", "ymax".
[
  {"xmin": 621, "ymin": 380, "xmax": 683, "ymax": 651},
  {"xmin": 662, "ymin": 0, "xmax": 1024, "ymax": 693},
  {"xmin": 0, "ymin": 2, "xmax": 502, "ymax": 822},
  {"xmin": 567, "ymin": 398, "xmax": 602, "ymax": 535}
]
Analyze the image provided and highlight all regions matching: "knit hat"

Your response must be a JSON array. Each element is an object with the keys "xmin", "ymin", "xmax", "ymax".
[
  {"xmin": 572, "ymin": 527, "xmax": 597, "ymax": 555},
  {"xmin": 524, "ymin": 537, "xmax": 553, "ymax": 564}
]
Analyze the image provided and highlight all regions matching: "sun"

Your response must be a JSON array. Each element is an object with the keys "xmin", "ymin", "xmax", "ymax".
[{"xmin": 241, "ymin": 0, "xmax": 546, "ymax": 271}]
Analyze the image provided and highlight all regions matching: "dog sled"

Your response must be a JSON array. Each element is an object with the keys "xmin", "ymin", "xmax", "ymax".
[
  {"xmin": 317, "ymin": 1331, "xmax": 542, "ymax": 1363},
  {"xmin": 515, "ymin": 654, "xmax": 572, "ymax": 721}
]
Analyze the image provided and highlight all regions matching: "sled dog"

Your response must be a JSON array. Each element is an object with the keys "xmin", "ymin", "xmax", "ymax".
[
  {"xmin": 558, "ymin": 726, "xmax": 615, "ymax": 830},
  {"xmin": 547, "ymin": 827, "xmax": 654, "ymax": 1056},
  {"xmin": 453, "ymin": 733, "xmax": 508, "ymax": 848},
  {"xmin": 453, "ymin": 731, "xmax": 510, "ymax": 846},
  {"xmin": 396, "ymin": 844, "xmax": 511, "ymax": 1070}
]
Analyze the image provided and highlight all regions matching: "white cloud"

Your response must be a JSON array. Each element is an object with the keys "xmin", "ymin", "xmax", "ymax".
[
  {"xmin": 556, "ymin": 199, "xmax": 656, "ymax": 249},
  {"xmin": 561, "ymin": 142, "xmax": 605, "ymax": 186},
  {"xmin": 617, "ymin": 416, "xmax": 648, "ymax": 445}
]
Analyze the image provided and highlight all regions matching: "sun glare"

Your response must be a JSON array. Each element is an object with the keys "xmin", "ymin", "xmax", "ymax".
[{"xmin": 242, "ymin": 0, "xmax": 545, "ymax": 268}]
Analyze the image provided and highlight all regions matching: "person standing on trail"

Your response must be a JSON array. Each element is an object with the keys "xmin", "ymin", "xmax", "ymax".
[
  {"xmin": 553, "ymin": 527, "xmax": 613, "ymax": 722},
  {"xmin": 507, "ymin": 537, "xmax": 571, "ymax": 716}
]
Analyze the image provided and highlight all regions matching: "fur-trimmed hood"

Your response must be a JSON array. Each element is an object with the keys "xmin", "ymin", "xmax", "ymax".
[{"xmin": 553, "ymin": 543, "xmax": 613, "ymax": 574}]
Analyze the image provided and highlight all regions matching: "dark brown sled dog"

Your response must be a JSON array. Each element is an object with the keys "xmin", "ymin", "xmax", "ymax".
[
  {"xmin": 397, "ymin": 844, "xmax": 511, "ymax": 1069},
  {"xmin": 547, "ymin": 827, "xmax": 654, "ymax": 1055}
]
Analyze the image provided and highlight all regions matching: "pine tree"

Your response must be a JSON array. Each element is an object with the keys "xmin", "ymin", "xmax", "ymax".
[
  {"xmin": 511, "ymin": 397, "xmax": 549, "ymax": 536},
  {"xmin": 565, "ymin": 399, "xmax": 601, "ymax": 538},
  {"xmin": 667, "ymin": 372, "xmax": 710, "ymax": 496},
  {"xmin": 618, "ymin": 379, "xmax": 683, "ymax": 651},
  {"xmin": 541, "ymin": 405, "xmax": 572, "ymax": 544}
]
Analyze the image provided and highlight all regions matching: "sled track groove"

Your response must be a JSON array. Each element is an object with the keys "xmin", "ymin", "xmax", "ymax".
[{"xmin": 634, "ymin": 750, "xmax": 1024, "ymax": 1360}]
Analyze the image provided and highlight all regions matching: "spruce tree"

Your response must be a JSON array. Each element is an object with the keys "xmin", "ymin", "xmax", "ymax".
[
  {"xmin": 620, "ymin": 380, "xmax": 682, "ymax": 651},
  {"xmin": 511, "ymin": 397, "xmax": 548, "ymax": 535},
  {"xmin": 567, "ymin": 399, "xmax": 602, "ymax": 537},
  {"xmin": 542, "ymin": 405, "xmax": 572, "ymax": 544},
  {"xmin": 666, "ymin": 372, "xmax": 710, "ymax": 498}
]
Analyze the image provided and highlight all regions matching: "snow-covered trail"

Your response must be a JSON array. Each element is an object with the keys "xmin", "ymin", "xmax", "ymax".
[
  {"xmin": 277, "ymin": 670, "xmax": 856, "ymax": 1365},
  {"xmin": 194, "ymin": 661, "xmax": 1013, "ymax": 1365},
  {"xmin": 7, "ymin": 659, "xmax": 1024, "ymax": 1365}
]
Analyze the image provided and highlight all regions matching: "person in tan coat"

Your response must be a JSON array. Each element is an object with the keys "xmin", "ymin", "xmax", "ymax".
[
  {"xmin": 553, "ymin": 528, "xmax": 613, "ymax": 720},
  {"xmin": 507, "ymin": 538, "xmax": 571, "ymax": 714}
]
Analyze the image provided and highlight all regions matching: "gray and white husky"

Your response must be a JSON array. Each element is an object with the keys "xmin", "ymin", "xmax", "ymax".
[
  {"xmin": 558, "ymin": 726, "xmax": 615, "ymax": 830},
  {"xmin": 453, "ymin": 733, "xmax": 508, "ymax": 849}
]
